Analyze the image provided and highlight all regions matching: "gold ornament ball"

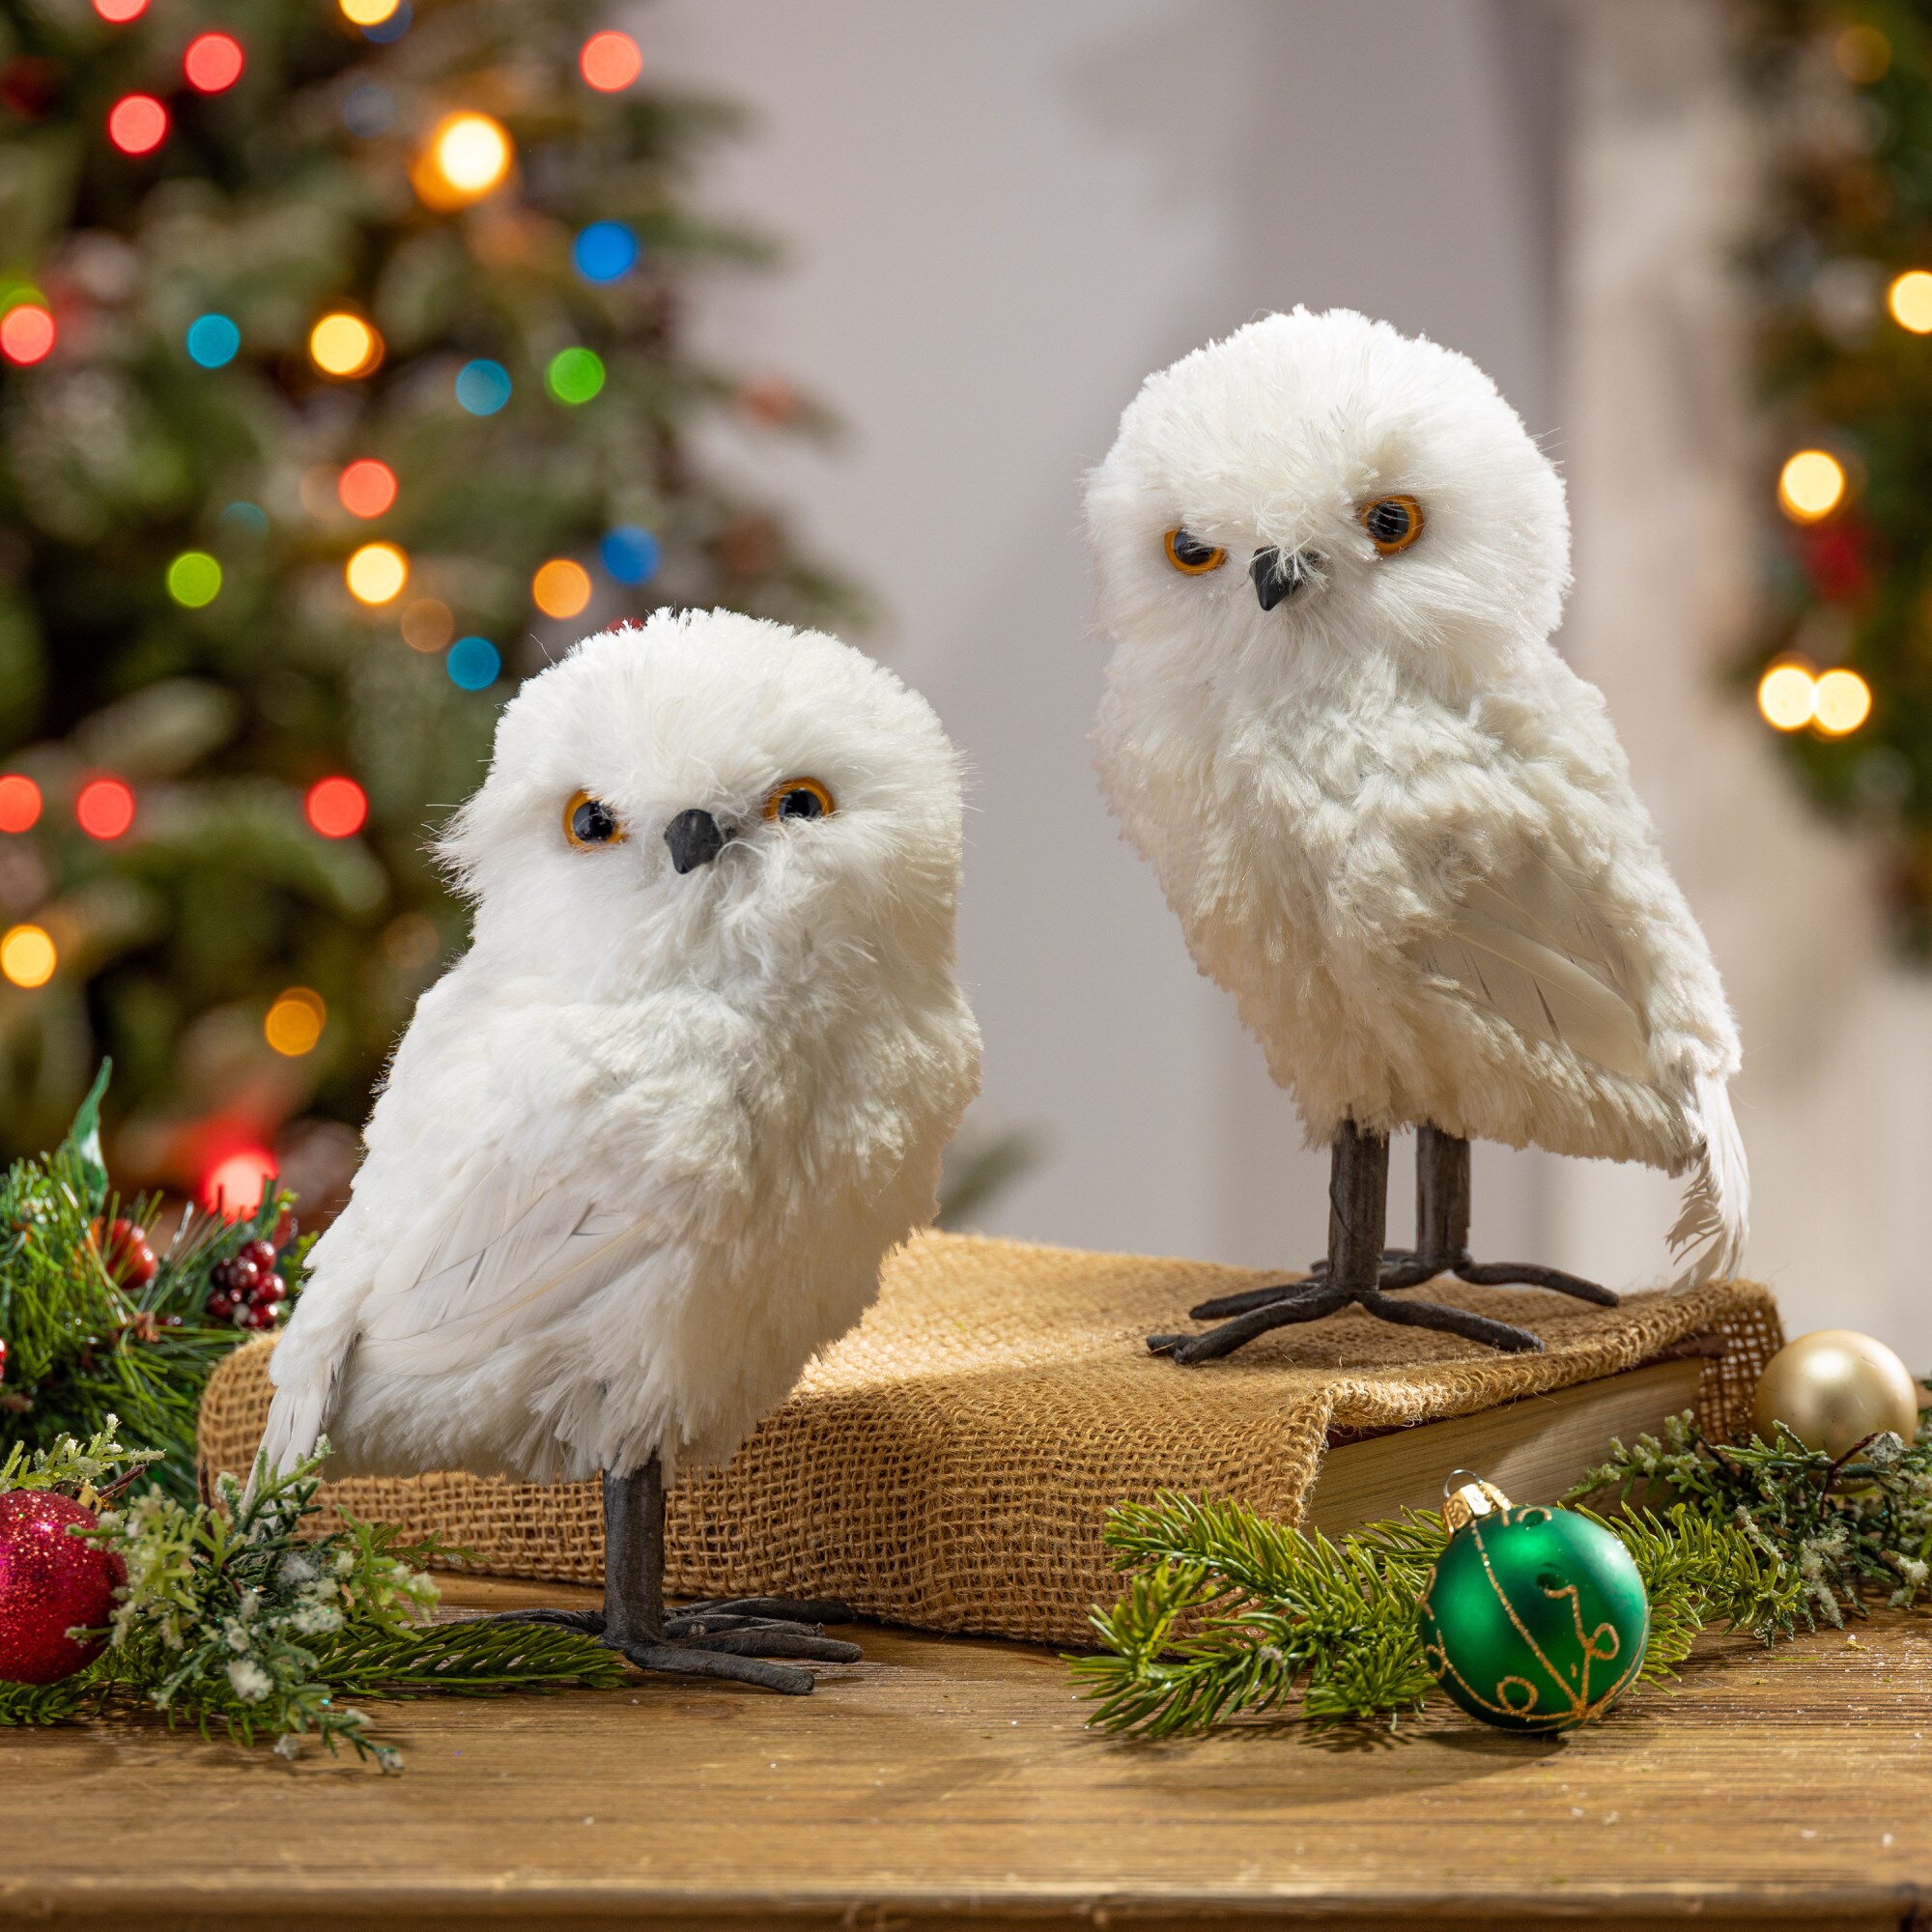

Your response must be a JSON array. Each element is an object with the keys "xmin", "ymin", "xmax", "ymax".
[{"xmin": 1752, "ymin": 1329, "xmax": 1920, "ymax": 1455}]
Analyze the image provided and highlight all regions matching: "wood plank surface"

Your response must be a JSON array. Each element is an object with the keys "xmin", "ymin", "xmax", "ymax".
[{"xmin": 2, "ymin": 1573, "xmax": 1929, "ymax": 1931}]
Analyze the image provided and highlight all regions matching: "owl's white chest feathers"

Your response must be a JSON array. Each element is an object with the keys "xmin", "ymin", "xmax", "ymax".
[{"xmin": 1094, "ymin": 636, "xmax": 1735, "ymax": 1167}]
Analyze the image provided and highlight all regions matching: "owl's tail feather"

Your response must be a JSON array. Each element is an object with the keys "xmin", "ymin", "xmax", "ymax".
[
  {"xmin": 240, "ymin": 1333, "xmax": 349, "ymax": 1509},
  {"xmin": 1666, "ymin": 1074, "xmax": 1749, "ymax": 1290}
]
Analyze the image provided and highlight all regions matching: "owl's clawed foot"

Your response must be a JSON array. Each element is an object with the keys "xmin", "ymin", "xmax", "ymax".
[
  {"xmin": 1188, "ymin": 1252, "xmax": 1616, "ymax": 1323},
  {"xmin": 615, "ymin": 1643, "xmax": 819, "ymax": 1695}
]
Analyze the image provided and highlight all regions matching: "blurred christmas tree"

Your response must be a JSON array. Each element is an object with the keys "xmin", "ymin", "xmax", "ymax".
[
  {"xmin": 0, "ymin": 0, "xmax": 852, "ymax": 1190},
  {"xmin": 1740, "ymin": 2, "xmax": 1932, "ymax": 950}
]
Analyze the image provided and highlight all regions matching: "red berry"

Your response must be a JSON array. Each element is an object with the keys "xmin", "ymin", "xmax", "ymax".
[
  {"xmin": 240, "ymin": 1303, "xmax": 277, "ymax": 1331},
  {"xmin": 249, "ymin": 1274, "xmax": 286, "ymax": 1307},
  {"xmin": 92, "ymin": 1218, "xmax": 157, "ymax": 1290},
  {"xmin": 206, "ymin": 1291, "xmax": 236, "ymax": 1321},
  {"xmin": 241, "ymin": 1239, "xmax": 276, "ymax": 1272},
  {"xmin": 0, "ymin": 1334, "xmax": 7, "ymax": 1381},
  {"xmin": 223, "ymin": 1256, "xmax": 262, "ymax": 1298}
]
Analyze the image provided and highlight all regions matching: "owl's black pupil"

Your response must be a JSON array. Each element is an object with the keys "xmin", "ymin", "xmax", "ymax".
[
  {"xmin": 778, "ymin": 787, "xmax": 825, "ymax": 821},
  {"xmin": 1367, "ymin": 500, "xmax": 1412, "ymax": 544},
  {"xmin": 1173, "ymin": 529, "xmax": 1216, "ymax": 564},
  {"xmin": 571, "ymin": 798, "xmax": 618, "ymax": 843}
]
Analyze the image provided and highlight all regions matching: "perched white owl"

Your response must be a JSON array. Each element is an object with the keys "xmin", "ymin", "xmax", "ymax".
[
  {"xmin": 258, "ymin": 609, "xmax": 981, "ymax": 1690},
  {"xmin": 1086, "ymin": 307, "xmax": 1747, "ymax": 1361}
]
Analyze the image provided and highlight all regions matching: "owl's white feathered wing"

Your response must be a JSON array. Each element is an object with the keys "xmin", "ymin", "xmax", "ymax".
[
  {"xmin": 253, "ymin": 1148, "xmax": 657, "ymax": 1492},
  {"xmin": 1413, "ymin": 847, "xmax": 1747, "ymax": 1288}
]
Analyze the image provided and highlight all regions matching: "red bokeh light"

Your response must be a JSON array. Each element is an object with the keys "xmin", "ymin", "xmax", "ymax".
[
  {"xmin": 337, "ymin": 458, "xmax": 397, "ymax": 520},
  {"xmin": 107, "ymin": 94, "xmax": 168, "ymax": 156},
  {"xmin": 0, "ymin": 305, "xmax": 55, "ymax": 366},
  {"xmin": 75, "ymin": 777, "xmax": 135, "ymax": 840},
  {"xmin": 183, "ymin": 32, "xmax": 244, "ymax": 94},
  {"xmin": 580, "ymin": 30, "xmax": 642, "ymax": 91},
  {"xmin": 93, "ymin": 0, "xmax": 148, "ymax": 19},
  {"xmin": 305, "ymin": 776, "xmax": 368, "ymax": 838},
  {"xmin": 0, "ymin": 776, "xmax": 42, "ymax": 834},
  {"xmin": 202, "ymin": 1147, "xmax": 277, "ymax": 1219}
]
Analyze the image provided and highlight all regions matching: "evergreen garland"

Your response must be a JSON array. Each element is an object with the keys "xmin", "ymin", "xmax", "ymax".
[
  {"xmin": 0, "ymin": 1421, "xmax": 625, "ymax": 1766},
  {"xmin": 0, "ymin": 1062, "xmax": 303, "ymax": 1499}
]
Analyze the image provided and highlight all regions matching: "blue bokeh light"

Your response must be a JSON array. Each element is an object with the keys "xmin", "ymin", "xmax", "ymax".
[
  {"xmin": 218, "ymin": 500, "xmax": 269, "ymax": 537},
  {"xmin": 446, "ymin": 636, "xmax": 500, "ymax": 690},
  {"xmin": 362, "ymin": 2, "xmax": 411, "ymax": 43},
  {"xmin": 455, "ymin": 358, "xmax": 512, "ymax": 416},
  {"xmin": 342, "ymin": 84, "xmax": 395, "ymax": 137},
  {"xmin": 572, "ymin": 221, "xmax": 640, "ymax": 284},
  {"xmin": 185, "ymin": 313, "xmax": 241, "ymax": 368},
  {"xmin": 600, "ymin": 526, "xmax": 661, "ymax": 585}
]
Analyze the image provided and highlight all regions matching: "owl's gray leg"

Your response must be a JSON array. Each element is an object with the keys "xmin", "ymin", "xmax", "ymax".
[{"xmin": 494, "ymin": 1458, "xmax": 858, "ymax": 1693}]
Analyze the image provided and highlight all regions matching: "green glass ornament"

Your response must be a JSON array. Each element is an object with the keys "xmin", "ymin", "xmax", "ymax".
[{"xmin": 1418, "ymin": 1477, "xmax": 1648, "ymax": 1733}]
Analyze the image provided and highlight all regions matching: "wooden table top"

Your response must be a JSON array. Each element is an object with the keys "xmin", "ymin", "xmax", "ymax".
[{"xmin": 2, "ymin": 1572, "xmax": 1929, "ymax": 1931}]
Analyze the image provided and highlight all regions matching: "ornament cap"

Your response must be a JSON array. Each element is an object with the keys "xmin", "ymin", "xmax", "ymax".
[{"xmin": 1441, "ymin": 1470, "xmax": 1513, "ymax": 1534}]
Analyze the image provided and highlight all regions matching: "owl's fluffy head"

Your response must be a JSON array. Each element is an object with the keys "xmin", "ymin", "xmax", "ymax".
[
  {"xmin": 440, "ymin": 610, "xmax": 966, "ymax": 998},
  {"xmin": 1084, "ymin": 307, "xmax": 1569, "ymax": 700}
]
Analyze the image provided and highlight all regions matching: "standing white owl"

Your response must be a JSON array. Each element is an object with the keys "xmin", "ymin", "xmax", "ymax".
[
  {"xmin": 257, "ymin": 610, "xmax": 981, "ymax": 1690},
  {"xmin": 1086, "ymin": 308, "xmax": 1747, "ymax": 1361}
]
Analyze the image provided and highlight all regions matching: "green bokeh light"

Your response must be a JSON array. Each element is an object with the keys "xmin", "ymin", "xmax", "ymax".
[
  {"xmin": 167, "ymin": 552, "xmax": 223, "ymax": 609},
  {"xmin": 547, "ymin": 347, "xmax": 606, "ymax": 405}
]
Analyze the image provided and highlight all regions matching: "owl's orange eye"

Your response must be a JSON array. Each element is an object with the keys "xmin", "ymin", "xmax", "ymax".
[
  {"xmin": 1361, "ymin": 495, "xmax": 1425, "ymax": 554},
  {"xmin": 762, "ymin": 776, "xmax": 834, "ymax": 823},
  {"xmin": 563, "ymin": 790, "xmax": 624, "ymax": 848},
  {"xmin": 1164, "ymin": 527, "xmax": 1226, "ymax": 574}
]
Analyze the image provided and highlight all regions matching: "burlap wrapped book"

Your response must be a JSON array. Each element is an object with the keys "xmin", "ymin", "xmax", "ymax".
[{"xmin": 197, "ymin": 1232, "xmax": 1781, "ymax": 1647}]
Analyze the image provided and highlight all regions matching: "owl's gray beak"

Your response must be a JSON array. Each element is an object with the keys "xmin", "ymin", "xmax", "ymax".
[
  {"xmin": 665, "ymin": 808, "xmax": 732, "ymax": 874},
  {"xmin": 1251, "ymin": 547, "xmax": 1321, "ymax": 611}
]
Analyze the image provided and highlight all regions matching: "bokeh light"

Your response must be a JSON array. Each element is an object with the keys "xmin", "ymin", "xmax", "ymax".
[
  {"xmin": 0, "ymin": 305, "xmax": 55, "ymax": 366},
  {"xmin": 264, "ymin": 986, "xmax": 327, "ymax": 1057},
  {"xmin": 167, "ymin": 551, "xmax": 222, "ymax": 608},
  {"xmin": 446, "ymin": 636, "xmax": 500, "ymax": 689},
  {"xmin": 580, "ymin": 30, "xmax": 642, "ymax": 91},
  {"xmin": 75, "ymin": 777, "xmax": 135, "ymax": 840},
  {"xmin": 573, "ymin": 220, "xmax": 639, "ymax": 283},
  {"xmin": 1777, "ymin": 449, "xmax": 1846, "ymax": 524},
  {"xmin": 531, "ymin": 558, "xmax": 591, "ymax": 618},
  {"xmin": 400, "ymin": 598, "xmax": 454, "ymax": 653},
  {"xmin": 202, "ymin": 1147, "xmax": 276, "ymax": 1218},
  {"xmin": 0, "ymin": 776, "xmax": 42, "ymax": 834},
  {"xmin": 339, "ymin": 0, "xmax": 399, "ymax": 21},
  {"xmin": 361, "ymin": 3, "xmax": 410, "ymax": 44},
  {"xmin": 418, "ymin": 112, "xmax": 511, "ymax": 208},
  {"xmin": 346, "ymin": 541, "xmax": 408, "ymax": 604},
  {"xmin": 455, "ymin": 358, "xmax": 512, "ymax": 415},
  {"xmin": 185, "ymin": 313, "xmax": 241, "ymax": 367},
  {"xmin": 0, "ymin": 924, "xmax": 56, "ymax": 990},
  {"xmin": 338, "ymin": 458, "xmax": 397, "ymax": 519},
  {"xmin": 1888, "ymin": 270, "xmax": 1932, "ymax": 334},
  {"xmin": 1835, "ymin": 24, "xmax": 1891, "ymax": 83},
  {"xmin": 600, "ymin": 526, "xmax": 661, "ymax": 584},
  {"xmin": 342, "ymin": 84, "xmax": 395, "ymax": 137},
  {"xmin": 1813, "ymin": 668, "xmax": 1873, "ymax": 736},
  {"xmin": 547, "ymin": 347, "xmax": 605, "ymax": 404},
  {"xmin": 1758, "ymin": 663, "xmax": 1818, "ymax": 731},
  {"xmin": 107, "ymin": 94, "xmax": 168, "ymax": 156},
  {"xmin": 184, "ymin": 32, "xmax": 244, "ymax": 93},
  {"xmin": 219, "ymin": 500, "xmax": 270, "ymax": 537},
  {"xmin": 93, "ymin": 0, "xmax": 148, "ymax": 18},
  {"xmin": 309, "ymin": 312, "xmax": 381, "ymax": 378},
  {"xmin": 305, "ymin": 776, "xmax": 368, "ymax": 838}
]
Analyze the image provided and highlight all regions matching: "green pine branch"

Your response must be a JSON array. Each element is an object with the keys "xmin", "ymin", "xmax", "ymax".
[{"xmin": 1073, "ymin": 1486, "xmax": 1793, "ymax": 1740}]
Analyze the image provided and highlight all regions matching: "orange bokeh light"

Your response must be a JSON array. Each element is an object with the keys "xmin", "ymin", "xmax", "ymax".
[
  {"xmin": 93, "ymin": 0, "xmax": 148, "ymax": 19},
  {"xmin": 581, "ymin": 30, "xmax": 642, "ymax": 91},
  {"xmin": 75, "ymin": 777, "xmax": 135, "ymax": 840},
  {"xmin": 0, "ymin": 305, "xmax": 55, "ymax": 366},
  {"xmin": 107, "ymin": 94, "xmax": 169, "ymax": 156},
  {"xmin": 531, "ymin": 558, "xmax": 591, "ymax": 618},
  {"xmin": 202, "ymin": 1147, "xmax": 277, "ymax": 1219},
  {"xmin": 0, "ymin": 776, "xmax": 41, "ymax": 834},
  {"xmin": 338, "ymin": 458, "xmax": 397, "ymax": 519},
  {"xmin": 305, "ymin": 776, "xmax": 368, "ymax": 838},
  {"xmin": 184, "ymin": 32, "xmax": 245, "ymax": 93}
]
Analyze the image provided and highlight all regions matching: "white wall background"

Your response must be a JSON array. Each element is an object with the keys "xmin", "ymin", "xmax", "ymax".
[{"xmin": 646, "ymin": 0, "xmax": 1932, "ymax": 1354}]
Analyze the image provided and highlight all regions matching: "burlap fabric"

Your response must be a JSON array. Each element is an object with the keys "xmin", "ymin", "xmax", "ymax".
[{"xmin": 198, "ymin": 1232, "xmax": 1782, "ymax": 1646}]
